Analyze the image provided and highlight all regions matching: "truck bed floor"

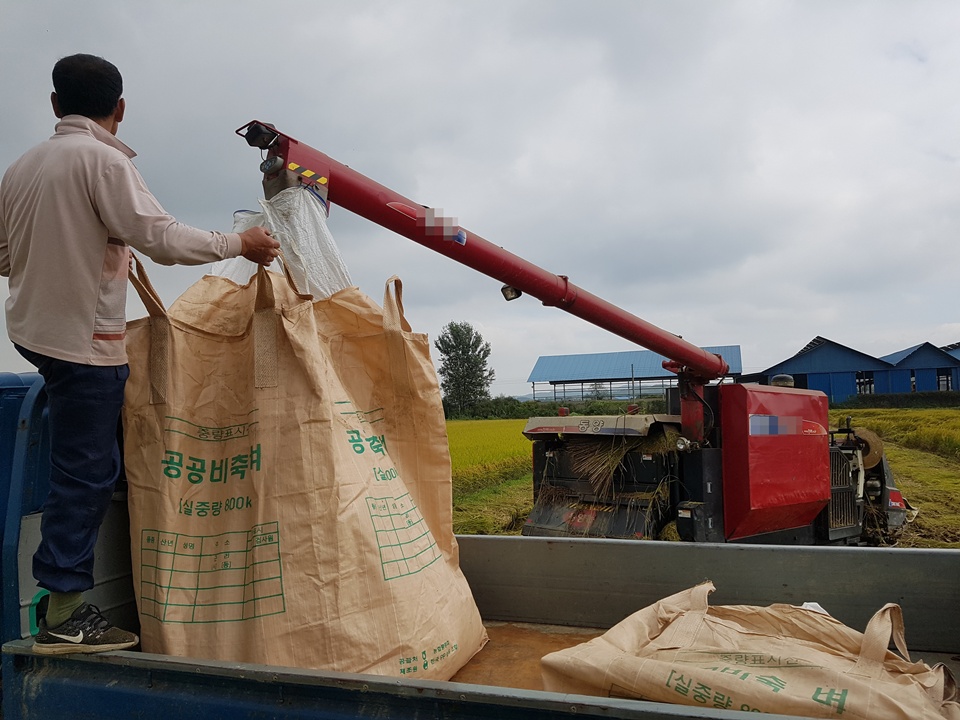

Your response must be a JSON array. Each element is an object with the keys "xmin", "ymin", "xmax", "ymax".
[{"xmin": 451, "ymin": 621, "xmax": 603, "ymax": 690}]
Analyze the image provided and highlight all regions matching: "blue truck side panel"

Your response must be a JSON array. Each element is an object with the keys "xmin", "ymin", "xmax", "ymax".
[
  {"xmin": 0, "ymin": 374, "xmax": 44, "ymax": 644},
  {"xmin": 0, "ymin": 643, "xmax": 820, "ymax": 720},
  {"xmin": 1, "ymin": 374, "xmax": 136, "ymax": 646},
  {"xmin": 0, "ymin": 373, "xmax": 41, "ymax": 517}
]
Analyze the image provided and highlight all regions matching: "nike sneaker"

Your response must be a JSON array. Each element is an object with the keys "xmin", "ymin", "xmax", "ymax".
[{"xmin": 34, "ymin": 602, "xmax": 139, "ymax": 655}]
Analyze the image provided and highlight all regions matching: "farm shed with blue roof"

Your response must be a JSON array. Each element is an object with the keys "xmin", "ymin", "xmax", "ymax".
[
  {"xmin": 526, "ymin": 346, "xmax": 741, "ymax": 401},
  {"xmin": 742, "ymin": 337, "xmax": 960, "ymax": 404},
  {"xmin": 740, "ymin": 337, "xmax": 891, "ymax": 404},
  {"xmin": 878, "ymin": 343, "xmax": 960, "ymax": 394}
]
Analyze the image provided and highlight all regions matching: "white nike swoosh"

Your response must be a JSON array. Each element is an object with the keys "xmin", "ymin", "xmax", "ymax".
[{"xmin": 48, "ymin": 630, "xmax": 84, "ymax": 643}]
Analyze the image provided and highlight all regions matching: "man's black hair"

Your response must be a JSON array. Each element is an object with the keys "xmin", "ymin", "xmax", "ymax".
[{"xmin": 52, "ymin": 54, "xmax": 123, "ymax": 119}]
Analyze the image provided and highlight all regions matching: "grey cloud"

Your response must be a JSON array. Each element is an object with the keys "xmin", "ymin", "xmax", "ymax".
[{"xmin": 2, "ymin": 1, "xmax": 959, "ymax": 397}]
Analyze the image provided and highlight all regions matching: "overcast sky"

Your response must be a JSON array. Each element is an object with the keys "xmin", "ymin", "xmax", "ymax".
[{"xmin": 2, "ymin": 1, "xmax": 958, "ymax": 397}]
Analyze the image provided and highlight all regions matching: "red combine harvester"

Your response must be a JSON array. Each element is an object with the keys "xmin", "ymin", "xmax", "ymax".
[{"xmin": 238, "ymin": 122, "xmax": 911, "ymax": 547}]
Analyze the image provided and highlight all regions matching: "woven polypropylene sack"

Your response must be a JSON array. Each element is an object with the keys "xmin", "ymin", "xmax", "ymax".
[
  {"xmin": 542, "ymin": 582, "xmax": 960, "ymax": 720},
  {"xmin": 123, "ymin": 257, "xmax": 486, "ymax": 678}
]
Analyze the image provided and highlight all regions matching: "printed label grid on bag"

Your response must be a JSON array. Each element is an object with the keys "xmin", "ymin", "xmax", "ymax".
[
  {"xmin": 139, "ymin": 523, "xmax": 285, "ymax": 623},
  {"xmin": 366, "ymin": 493, "xmax": 442, "ymax": 580}
]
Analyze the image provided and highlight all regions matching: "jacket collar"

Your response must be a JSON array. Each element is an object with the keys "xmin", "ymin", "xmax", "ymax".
[{"xmin": 54, "ymin": 115, "xmax": 137, "ymax": 159}]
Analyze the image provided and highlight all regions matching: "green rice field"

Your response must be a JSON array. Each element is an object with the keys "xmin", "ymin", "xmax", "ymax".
[{"xmin": 446, "ymin": 418, "xmax": 531, "ymax": 534}]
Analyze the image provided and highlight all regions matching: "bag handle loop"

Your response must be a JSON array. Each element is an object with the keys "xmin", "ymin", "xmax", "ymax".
[
  {"xmin": 649, "ymin": 582, "xmax": 713, "ymax": 650},
  {"xmin": 253, "ymin": 265, "xmax": 278, "ymax": 389},
  {"xmin": 382, "ymin": 276, "xmax": 415, "ymax": 426},
  {"xmin": 383, "ymin": 275, "xmax": 412, "ymax": 333},
  {"xmin": 850, "ymin": 603, "xmax": 910, "ymax": 679},
  {"xmin": 847, "ymin": 603, "xmax": 950, "ymax": 703},
  {"xmin": 128, "ymin": 253, "xmax": 167, "ymax": 318},
  {"xmin": 128, "ymin": 254, "xmax": 169, "ymax": 404}
]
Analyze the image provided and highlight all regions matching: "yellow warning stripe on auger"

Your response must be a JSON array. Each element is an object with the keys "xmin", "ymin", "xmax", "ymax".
[{"xmin": 287, "ymin": 163, "xmax": 328, "ymax": 185}]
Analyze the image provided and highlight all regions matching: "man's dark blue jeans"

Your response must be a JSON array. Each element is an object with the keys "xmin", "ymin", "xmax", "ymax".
[{"xmin": 15, "ymin": 345, "xmax": 129, "ymax": 593}]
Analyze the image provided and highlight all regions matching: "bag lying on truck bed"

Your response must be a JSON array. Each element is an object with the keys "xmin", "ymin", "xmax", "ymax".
[
  {"xmin": 541, "ymin": 582, "xmax": 959, "ymax": 720},
  {"xmin": 122, "ymin": 252, "xmax": 487, "ymax": 679}
]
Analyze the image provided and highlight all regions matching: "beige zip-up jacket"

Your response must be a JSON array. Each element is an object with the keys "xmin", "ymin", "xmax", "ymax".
[{"xmin": 0, "ymin": 116, "xmax": 242, "ymax": 365}]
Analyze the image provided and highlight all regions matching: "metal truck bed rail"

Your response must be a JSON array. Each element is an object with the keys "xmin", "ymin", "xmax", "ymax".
[
  {"xmin": 1, "ymin": 641, "xmax": 815, "ymax": 720},
  {"xmin": 458, "ymin": 535, "xmax": 960, "ymax": 654}
]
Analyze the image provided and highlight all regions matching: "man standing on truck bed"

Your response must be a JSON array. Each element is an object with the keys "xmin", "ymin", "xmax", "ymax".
[{"xmin": 0, "ymin": 53, "xmax": 280, "ymax": 654}]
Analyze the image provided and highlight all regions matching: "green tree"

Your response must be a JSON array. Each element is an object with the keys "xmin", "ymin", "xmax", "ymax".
[
  {"xmin": 591, "ymin": 381, "xmax": 606, "ymax": 400},
  {"xmin": 434, "ymin": 321, "xmax": 496, "ymax": 417}
]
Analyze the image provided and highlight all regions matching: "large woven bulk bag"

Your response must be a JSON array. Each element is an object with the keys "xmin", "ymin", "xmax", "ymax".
[{"xmin": 123, "ymin": 257, "xmax": 486, "ymax": 678}]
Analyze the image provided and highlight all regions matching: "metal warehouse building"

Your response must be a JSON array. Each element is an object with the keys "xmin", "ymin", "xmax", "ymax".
[
  {"xmin": 740, "ymin": 336, "xmax": 960, "ymax": 404},
  {"xmin": 526, "ymin": 346, "xmax": 742, "ymax": 401}
]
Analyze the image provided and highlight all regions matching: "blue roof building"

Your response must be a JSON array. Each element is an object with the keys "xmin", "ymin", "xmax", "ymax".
[
  {"xmin": 742, "ymin": 337, "xmax": 960, "ymax": 404},
  {"xmin": 879, "ymin": 343, "xmax": 960, "ymax": 395},
  {"xmin": 526, "ymin": 346, "xmax": 741, "ymax": 401}
]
